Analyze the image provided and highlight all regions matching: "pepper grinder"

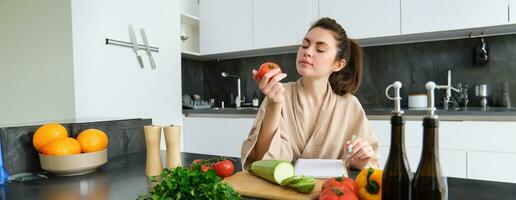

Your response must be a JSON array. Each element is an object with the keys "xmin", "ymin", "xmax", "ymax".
[
  {"xmin": 163, "ymin": 125, "xmax": 182, "ymax": 168},
  {"xmin": 144, "ymin": 125, "xmax": 163, "ymax": 176}
]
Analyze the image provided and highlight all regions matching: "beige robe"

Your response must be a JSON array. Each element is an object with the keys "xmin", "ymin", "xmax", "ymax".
[{"xmin": 241, "ymin": 79, "xmax": 380, "ymax": 174}]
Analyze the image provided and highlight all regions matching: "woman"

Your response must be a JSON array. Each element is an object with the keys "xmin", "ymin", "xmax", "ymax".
[{"xmin": 241, "ymin": 17, "xmax": 380, "ymax": 173}]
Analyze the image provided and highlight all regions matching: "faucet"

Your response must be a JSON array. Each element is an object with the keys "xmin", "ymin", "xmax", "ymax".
[
  {"xmin": 221, "ymin": 72, "xmax": 244, "ymax": 108},
  {"xmin": 434, "ymin": 70, "xmax": 468, "ymax": 110}
]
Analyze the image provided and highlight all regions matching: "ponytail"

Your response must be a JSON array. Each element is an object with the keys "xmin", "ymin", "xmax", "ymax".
[
  {"xmin": 329, "ymin": 39, "xmax": 363, "ymax": 95},
  {"xmin": 310, "ymin": 17, "xmax": 364, "ymax": 96}
]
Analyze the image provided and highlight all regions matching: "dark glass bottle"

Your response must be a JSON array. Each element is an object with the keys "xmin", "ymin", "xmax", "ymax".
[
  {"xmin": 411, "ymin": 117, "xmax": 448, "ymax": 200},
  {"xmin": 382, "ymin": 115, "xmax": 412, "ymax": 200}
]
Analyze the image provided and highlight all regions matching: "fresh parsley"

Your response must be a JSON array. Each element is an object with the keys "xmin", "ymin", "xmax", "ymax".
[{"xmin": 137, "ymin": 165, "xmax": 241, "ymax": 200}]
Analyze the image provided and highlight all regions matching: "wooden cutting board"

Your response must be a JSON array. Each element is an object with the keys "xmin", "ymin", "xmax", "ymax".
[{"xmin": 223, "ymin": 172, "xmax": 324, "ymax": 200}]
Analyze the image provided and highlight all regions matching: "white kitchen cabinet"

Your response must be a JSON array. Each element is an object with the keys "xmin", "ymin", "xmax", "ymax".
[
  {"xmin": 199, "ymin": 0, "xmax": 253, "ymax": 54},
  {"xmin": 468, "ymin": 151, "xmax": 516, "ymax": 183},
  {"xmin": 370, "ymin": 120, "xmax": 422, "ymax": 148},
  {"xmin": 253, "ymin": 0, "xmax": 318, "ymax": 49},
  {"xmin": 181, "ymin": 13, "xmax": 200, "ymax": 55},
  {"xmin": 319, "ymin": 0, "xmax": 400, "ymax": 39},
  {"xmin": 439, "ymin": 121, "xmax": 516, "ymax": 153},
  {"xmin": 401, "ymin": 0, "xmax": 509, "ymax": 34},
  {"xmin": 183, "ymin": 117, "xmax": 255, "ymax": 157},
  {"xmin": 511, "ymin": 0, "xmax": 516, "ymax": 23}
]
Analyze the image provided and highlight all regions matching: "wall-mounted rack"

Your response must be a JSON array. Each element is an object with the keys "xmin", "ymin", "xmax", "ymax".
[{"xmin": 105, "ymin": 38, "xmax": 159, "ymax": 53}]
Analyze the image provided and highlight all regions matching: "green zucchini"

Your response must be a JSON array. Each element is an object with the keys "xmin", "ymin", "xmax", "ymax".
[
  {"xmin": 280, "ymin": 175, "xmax": 313, "ymax": 186},
  {"xmin": 249, "ymin": 160, "xmax": 294, "ymax": 184},
  {"xmin": 290, "ymin": 181, "xmax": 315, "ymax": 194}
]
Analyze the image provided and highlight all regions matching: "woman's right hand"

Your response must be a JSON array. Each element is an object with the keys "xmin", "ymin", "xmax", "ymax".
[{"xmin": 252, "ymin": 69, "xmax": 287, "ymax": 103}]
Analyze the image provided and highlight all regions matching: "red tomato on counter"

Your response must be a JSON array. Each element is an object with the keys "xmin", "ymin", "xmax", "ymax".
[
  {"xmin": 322, "ymin": 177, "xmax": 358, "ymax": 194},
  {"xmin": 319, "ymin": 187, "xmax": 358, "ymax": 200},
  {"xmin": 212, "ymin": 160, "xmax": 234, "ymax": 178},
  {"xmin": 257, "ymin": 62, "xmax": 282, "ymax": 82},
  {"xmin": 200, "ymin": 165, "xmax": 213, "ymax": 173}
]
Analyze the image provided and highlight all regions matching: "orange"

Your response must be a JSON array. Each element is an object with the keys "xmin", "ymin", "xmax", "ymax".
[
  {"xmin": 41, "ymin": 137, "xmax": 81, "ymax": 156},
  {"xmin": 32, "ymin": 123, "xmax": 68, "ymax": 152},
  {"xmin": 77, "ymin": 129, "xmax": 108, "ymax": 153}
]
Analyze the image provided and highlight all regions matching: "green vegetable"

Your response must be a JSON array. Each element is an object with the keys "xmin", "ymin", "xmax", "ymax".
[
  {"xmin": 280, "ymin": 175, "xmax": 312, "ymax": 186},
  {"xmin": 137, "ymin": 165, "xmax": 240, "ymax": 200},
  {"xmin": 289, "ymin": 180, "xmax": 315, "ymax": 193},
  {"xmin": 280, "ymin": 175, "xmax": 316, "ymax": 194},
  {"xmin": 249, "ymin": 160, "xmax": 294, "ymax": 184}
]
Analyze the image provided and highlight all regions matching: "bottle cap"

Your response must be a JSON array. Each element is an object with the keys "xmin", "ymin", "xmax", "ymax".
[
  {"xmin": 385, "ymin": 81, "xmax": 403, "ymax": 114},
  {"xmin": 425, "ymin": 81, "xmax": 438, "ymax": 117}
]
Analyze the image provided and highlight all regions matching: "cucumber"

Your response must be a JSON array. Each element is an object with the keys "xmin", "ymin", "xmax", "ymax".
[
  {"xmin": 290, "ymin": 181, "xmax": 315, "ymax": 194},
  {"xmin": 281, "ymin": 175, "xmax": 313, "ymax": 186},
  {"xmin": 281, "ymin": 176, "xmax": 302, "ymax": 186},
  {"xmin": 249, "ymin": 160, "xmax": 295, "ymax": 184},
  {"xmin": 279, "ymin": 175, "xmax": 316, "ymax": 193}
]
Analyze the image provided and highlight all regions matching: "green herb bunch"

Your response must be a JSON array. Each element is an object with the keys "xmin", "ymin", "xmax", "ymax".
[{"xmin": 137, "ymin": 164, "xmax": 241, "ymax": 200}]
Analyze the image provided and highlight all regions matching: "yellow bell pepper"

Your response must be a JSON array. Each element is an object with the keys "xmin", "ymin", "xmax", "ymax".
[{"xmin": 356, "ymin": 168, "xmax": 382, "ymax": 200}]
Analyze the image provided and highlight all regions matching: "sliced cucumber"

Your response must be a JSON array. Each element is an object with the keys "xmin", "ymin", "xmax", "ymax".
[
  {"xmin": 249, "ymin": 160, "xmax": 294, "ymax": 184},
  {"xmin": 280, "ymin": 175, "xmax": 307, "ymax": 186},
  {"xmin": 291, "ymin": 181, "xmax": 315, "ymax": 194},
  {"xmin": 289, "ymin": 177, "xmax": 316, "ymax": 194}
]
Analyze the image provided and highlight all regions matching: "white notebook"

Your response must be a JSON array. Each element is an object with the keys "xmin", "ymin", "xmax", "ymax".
[{"xmin": 294, "ymin": 159, "xmax": 346, "ymax": 178}]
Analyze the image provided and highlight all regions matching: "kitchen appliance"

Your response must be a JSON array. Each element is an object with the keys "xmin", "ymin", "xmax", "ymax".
[
  {"xmin": 474, "ymin": 37, "xmax": 489, "ymax": 66},
  {"xmin": 475, "ymin": 84, "xmax": 489, "ymax": 110},
  {"xmin": 502, "ymin": 82, "xmax": 511, "ymax": 108},
  {"xmin": 408, "ymin": 94, "xmax": 428, "ymax": 108}
]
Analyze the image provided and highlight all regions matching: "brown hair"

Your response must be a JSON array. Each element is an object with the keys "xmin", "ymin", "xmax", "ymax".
[{"xmin": 309, "ymin": 17, "xmax": 364, "ymax": 95}]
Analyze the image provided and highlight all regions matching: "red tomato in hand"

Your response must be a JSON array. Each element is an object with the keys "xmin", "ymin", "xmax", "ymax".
[
  {"xmin": 318, "ymin": 187, "xmax": 358, "ymax": 200},
  {"xmin": 322, "ymin": 177, "xmax": 358, "ymax": 194},
  {"xmin": 212, "ymin": 160, "xmax": 234, "ymax": 178},
  {"xmin": 257, "ymin": 62, "xmax": 282, "ymax": 82}
]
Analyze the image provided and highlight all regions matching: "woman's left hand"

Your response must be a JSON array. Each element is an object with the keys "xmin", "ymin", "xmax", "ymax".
[{"xmin": 345, "ymin": 137, "xmax": 374, "ymax": 169}]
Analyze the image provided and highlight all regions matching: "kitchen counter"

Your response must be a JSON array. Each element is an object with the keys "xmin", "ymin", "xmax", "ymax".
[
  {"xmin": 183, "ymin": 106, "xmax": 516, "ymax": 121},
  {"xmin": 3, "ymin": 151, "xmax": 515, "ymax": 199}
]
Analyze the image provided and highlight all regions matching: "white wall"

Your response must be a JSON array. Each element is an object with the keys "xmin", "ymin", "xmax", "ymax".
[
  {"xmin": 0, "ymin": 0, "xmax": 76, "ymax": 126},
  {"xmin": 180, "ymin": 0, "xmax": 199, "ymax": 17},
  {"xmin": 71, "ymin": 0, "xmax": 183, "ymax": 149}
]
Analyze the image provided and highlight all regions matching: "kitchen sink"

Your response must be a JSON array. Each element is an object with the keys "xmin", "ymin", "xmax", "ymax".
[
  {"xmin": 237, "ymin": 107, "xmax": 258, "ymax": 110},
  {"xmin": 451, "ymin": 107, "xmax": 516, "ymax": 112},
  {"xmin": 209, "ymin": 107, "xmax": 258, "ymax": 111}
]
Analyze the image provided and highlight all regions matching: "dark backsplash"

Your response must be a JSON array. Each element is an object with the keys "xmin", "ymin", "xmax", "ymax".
[{"xmin": 182, "ymin": 34, "xmax": 516, "ymax": 108}]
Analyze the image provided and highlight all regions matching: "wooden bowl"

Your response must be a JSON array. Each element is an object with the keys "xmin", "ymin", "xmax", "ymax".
[{"xmin": 39, "ymin": 149, "xmax": 108, "ymax": 176}]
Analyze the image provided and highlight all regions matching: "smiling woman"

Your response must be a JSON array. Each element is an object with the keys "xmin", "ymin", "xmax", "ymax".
[{"xmin": 241, "ymin": 17, "xmax": 380, "ymax": 175}]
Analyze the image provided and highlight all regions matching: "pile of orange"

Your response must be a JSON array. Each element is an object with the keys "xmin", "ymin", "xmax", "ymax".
[{"xmin": 33, "ymin": 123, "xmax": 109, "ymax": 156}]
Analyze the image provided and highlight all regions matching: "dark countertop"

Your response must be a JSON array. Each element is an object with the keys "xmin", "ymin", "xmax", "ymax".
[
  {"xmin": 3, "ymin": 151, "xmax": 515, "ymax": 200},
  {"xmin": 183, "ymin": 107, "xmax": 516, "ymax": 121}
]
